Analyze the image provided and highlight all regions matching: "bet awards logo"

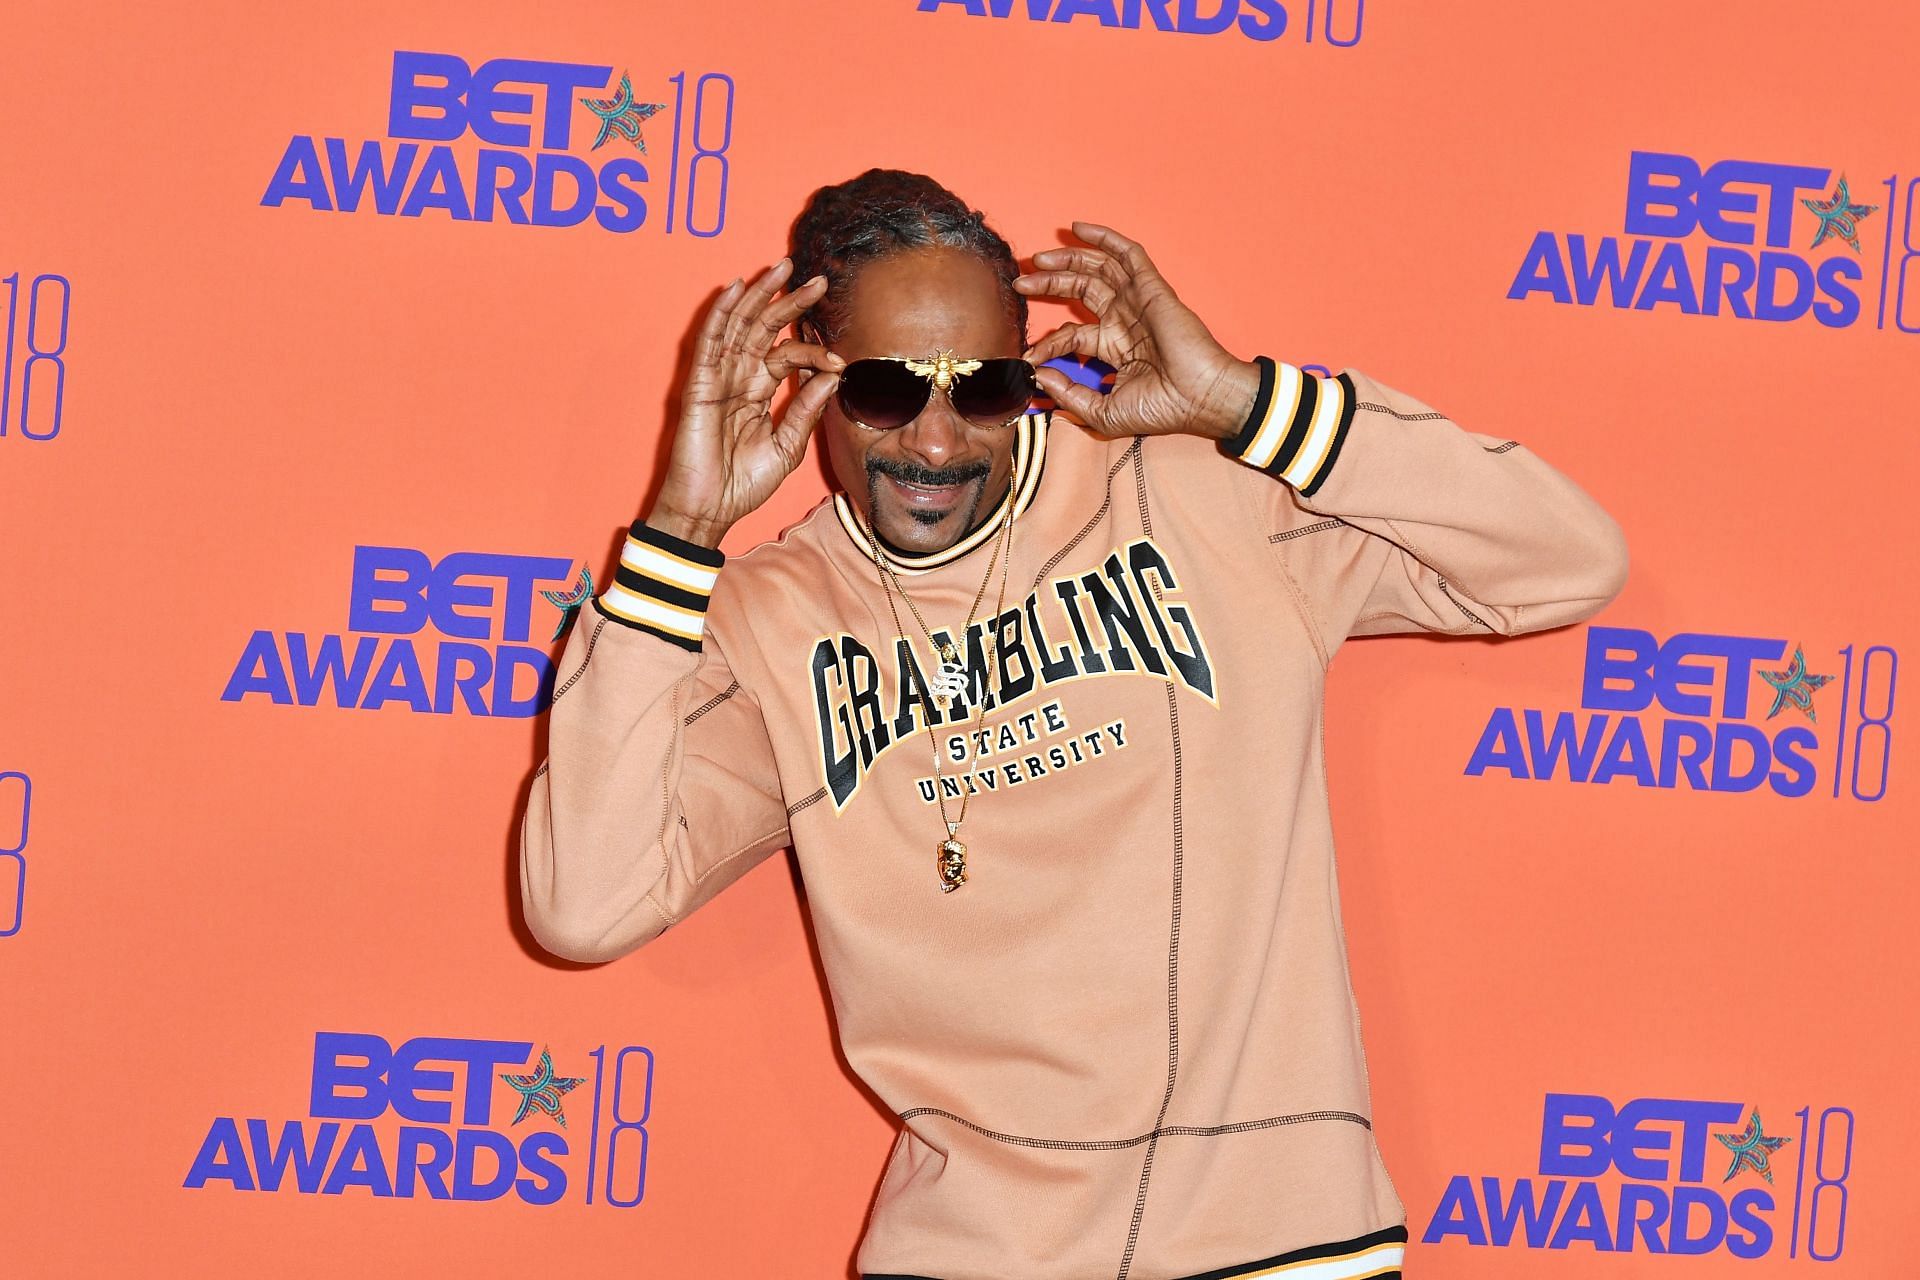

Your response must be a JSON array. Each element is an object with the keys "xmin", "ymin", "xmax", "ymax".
[
  {"xmin": 1510, "ymin": 150, "xmax": 1920, "ymax": 332},
  {"xmin": 222, "ymin": 546, "xmax": 588, "ymax": 717},
  {"xmin": 263, "ymin": 51, "xmax": 737, "ymax": 235},
  {"xmin": 185, "ymin": 1033, "xmax": 653, "ymax": 1207},
  {"xmin": 1466, "ymin": 626, "xmax": 1897, "ymax": 800},
  {"xmin": 1425, "ymin": 1093, "xmax": 1857, "ymax": 1262}
]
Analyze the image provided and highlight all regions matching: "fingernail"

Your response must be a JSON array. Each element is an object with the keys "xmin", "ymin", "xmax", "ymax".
[{"xmin": 809, "ymin": 274, "xmax": 827, "ymax": 286}]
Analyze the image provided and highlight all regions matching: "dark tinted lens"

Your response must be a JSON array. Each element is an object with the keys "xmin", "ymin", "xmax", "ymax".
[
  {"xmin": 838, "ymin": 360, "xmax": 930, "ymax": 430},
  {"xmin": 951, "ymin": 359, "xmax": 1037, "ymax": 425}
]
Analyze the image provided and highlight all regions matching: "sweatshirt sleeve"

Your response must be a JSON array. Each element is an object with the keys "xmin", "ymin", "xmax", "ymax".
[
  {"xmin": 519, "ymin": 519, "xmax": 791, "ymax": 963},
  {"xmin": 1219, "ymin": 358, "xmax": 1629, "ymax": 654}
]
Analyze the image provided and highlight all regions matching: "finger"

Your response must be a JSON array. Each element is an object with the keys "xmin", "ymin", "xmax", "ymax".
[
  {"xmin": 1013, "ymin": 269, "xmax": 1120, "ymax": 316},
  {"xmin": 1070, "ymin": 221, "xmax": 1161, "ymax": 279},
  {"xmin": 1029, "ymin": 246, "xmax": 1126, "ymax": 289},
  {"xmin": 1035, "ymin": 366, "xmax": 1110, "ymax": 432},
  {"xmin": 765, "ymin": 339, "xmax": 844, "ymax": 380},
  {"xmin": 1023, "ymin": 322, "xmax": 1101, "ymax": 366},
  {"xmin": 770, "ymin": 370, "xmax": 838, "ymax": 465},
  {"xmin": 760, "ymin": 274, "xmax": 831, "ymax": 339},
  {"xmin": 724, "ymin": 257, "xmax": 795, "ymax": 350},
  {"xmin": 692, "ymin": 276, "xmax": 748, "ymax": 367}
]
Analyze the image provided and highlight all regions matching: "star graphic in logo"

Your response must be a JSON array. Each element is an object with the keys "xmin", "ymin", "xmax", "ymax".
[
  {"xmin": 1716, "ymin": 1107, "xmax": 1792, "ymax": 1183},
  {"xmin": 540, "ymin": 566, "xmax": 595, "ymax": 641},
  {"xmin": 1757, "ymin": 643, "xmax": 1835, "ymax": 722},
  {"xmin": 579, "ymin": 72, "xmax": 667, "ymax": 153},
  {"xmin": 1802, "ymin": 176, "xmax": 1879, "ymax": 253},
  {"xmin": 501, "ymin": 1047, "xmax": 587, "ymax": 1128}
]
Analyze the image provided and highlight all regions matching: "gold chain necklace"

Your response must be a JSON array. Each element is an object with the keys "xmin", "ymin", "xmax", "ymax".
[{"xmin": 856, "ymin": 465, "xmax": 1021, "ymax": 893}]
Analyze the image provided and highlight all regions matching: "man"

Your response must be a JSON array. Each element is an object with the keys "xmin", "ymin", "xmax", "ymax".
[{"xmin": 520, "ymin": 169, "xmax": 1628, "ymax": 1280}]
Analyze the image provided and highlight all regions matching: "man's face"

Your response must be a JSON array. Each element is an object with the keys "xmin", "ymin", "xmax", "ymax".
[{"xmin": 818, "ymin": 247, "xmax": 1024, "ymax": 555}]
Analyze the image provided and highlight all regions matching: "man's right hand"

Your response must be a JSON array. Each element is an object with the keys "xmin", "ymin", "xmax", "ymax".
[{"xmin": 646, "ymin": 258, "xmax": 843, "ymax": 549}]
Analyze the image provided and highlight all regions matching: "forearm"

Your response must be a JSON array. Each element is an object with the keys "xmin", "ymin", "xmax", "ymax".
[
  {"xmin": 521, "ymin": 523, "xmax": 787, "ymax": 961},
  {"xmin": 521, "ymin": 622, "xmax": 698, "ymax": 962},
  {"xmin": 1224, "ymin": 359, "xmax": 1629, "ymax": 637}
]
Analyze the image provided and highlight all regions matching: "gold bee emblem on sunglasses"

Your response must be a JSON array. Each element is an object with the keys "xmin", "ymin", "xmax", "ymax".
[{"xmin": 902, "ymin": 350, "xmax": 983, "ymax": 390}]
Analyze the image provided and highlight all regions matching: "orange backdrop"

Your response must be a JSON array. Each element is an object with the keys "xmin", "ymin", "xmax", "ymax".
[{"xmin": 3, "ymin": 1, "xmax": 1915, "ymax": 1274}]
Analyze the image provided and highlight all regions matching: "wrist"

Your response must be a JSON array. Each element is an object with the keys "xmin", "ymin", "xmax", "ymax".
[
  {"xmin": 1195, "ymin": 358, "xmax": 1264, "ymax": 442},
  {"xmin": 643, "ymin": 501, "xmax": 733, "ymax": 551}
]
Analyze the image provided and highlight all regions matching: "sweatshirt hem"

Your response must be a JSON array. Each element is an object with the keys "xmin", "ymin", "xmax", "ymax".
[
  {"xmin": 895, "ymin": 1105, "xmax": 1372, "ymax": 1151},
  {"xmin": 859, "ymin": 1222, "xmax": 1409, "ymax": 1280}
]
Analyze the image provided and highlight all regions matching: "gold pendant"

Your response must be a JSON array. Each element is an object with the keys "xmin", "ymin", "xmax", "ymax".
[
  {"xmin": 936, "ymin": 835, "xmax": 968, "ymax": 893},
  {"xmin": 930, "ymin": 657, "xmax": 967, "ymax": 713}
]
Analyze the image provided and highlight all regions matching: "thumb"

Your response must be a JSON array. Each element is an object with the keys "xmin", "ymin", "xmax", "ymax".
[
  {"xmin": 1036, "ymin": 366, "xmax": 1109, "ymax": 432},
  {"xmin": 771, "ymin": 371, "xmax": 838, "ymax": 466}
]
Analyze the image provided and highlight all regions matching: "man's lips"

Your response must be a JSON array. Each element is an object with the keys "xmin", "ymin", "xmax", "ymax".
[{"xmin": 882, "ymin": 472, "xmax": 972, "ymax": 512}]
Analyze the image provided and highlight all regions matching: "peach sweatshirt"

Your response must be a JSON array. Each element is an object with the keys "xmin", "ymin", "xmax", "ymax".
[{"xmin": 520, "ymin": 360, "xmax": 1629, "ymax": 1280}]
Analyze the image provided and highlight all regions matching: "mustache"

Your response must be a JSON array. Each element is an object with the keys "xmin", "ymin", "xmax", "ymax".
[{"xmin": 866, "ymin": 455, "xmax": 991, "ymax": 487}]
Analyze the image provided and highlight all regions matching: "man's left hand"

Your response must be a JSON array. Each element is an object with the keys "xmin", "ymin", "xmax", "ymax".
[{"xmin": 1016, "ymin": 222, "xmax": 1260, "ymax": 442}]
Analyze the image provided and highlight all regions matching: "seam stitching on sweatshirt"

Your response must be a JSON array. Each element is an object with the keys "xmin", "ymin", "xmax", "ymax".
[
  {"xmin": 1267, "ymin": 518, "xmax": 1344, "ymax": 545},
  {"xmin": 786, "ymin": 786, "xmax": 829, "ymax": 818},
  {"xmin": 893, "ymin": 1107, "xmax": 1373, "ymax": 1151},
  {"xmin": 1359, "ymin": 401, "xmax": 1520, "ymax": 610},
  {"xmin": 684, "ymin": 680, "xmax": 740, "ymax": 725},
  {"xmin": 638, "ymin": 893, "xmax": 673, "ymax": 932},
  {"xmin": 1353, "ymin": 401, "xmax": 1518, "ymax": 611},
  {"xmin": 1030, "ymin": 442, "xmax": 1137, "ymax": 590},
  {"xmin": 1246, "ymin": 472, "xmax": 1332, "ymax": 669},
  {"xmin": 1115, "ymin": 445, "xmax": 1184, "ymax": 1280},
  {"xmin": 689, "ymin": 824, "xmax": 788, "ymax": 889},
  {"xmin": 1379, "ymin": 515, "xmax": 1494, "ymax": 618},
  {"xmin": 647, "ymin": 683, "xmax": 687, "ymax": 926},
  {"xmin": 549, "ymin": 615, "xmax": 608, "ymax": 705},
  {"xmin": 1353, "ymin": 375, "xmax": 1510, "ymax": 611},
  {"xmin": 1356, "ymin": 400, "xmax": 1446, "ymax": 422},
  {"xmin": 1435, "ymin": 576, "xmax": 1493, "ymax": 631}
]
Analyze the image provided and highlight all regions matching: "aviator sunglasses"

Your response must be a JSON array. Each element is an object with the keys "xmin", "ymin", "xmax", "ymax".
[{"xmin": 831, "ymin": 349, "xmax": 1039, "ymax": 431}]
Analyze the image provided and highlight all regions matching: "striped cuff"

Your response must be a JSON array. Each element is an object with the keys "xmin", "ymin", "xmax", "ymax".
[
  {"xmin": 592, "ymin": 520, "xmax": 725, "ymax": 651},
  {"xmin": 1219, "ymin": 356, "xmax": 1356, "ymax": 497}
]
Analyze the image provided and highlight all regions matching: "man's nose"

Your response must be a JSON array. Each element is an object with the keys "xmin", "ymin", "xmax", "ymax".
[{"xmin": 895, "ymin": 388, "xmax": 969, "ymax": 469}]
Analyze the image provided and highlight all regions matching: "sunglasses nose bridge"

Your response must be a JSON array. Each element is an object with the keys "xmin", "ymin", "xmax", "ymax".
[{"xmin": 895, "ymin": 383, "xmax": 972, "ymax": 466}]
